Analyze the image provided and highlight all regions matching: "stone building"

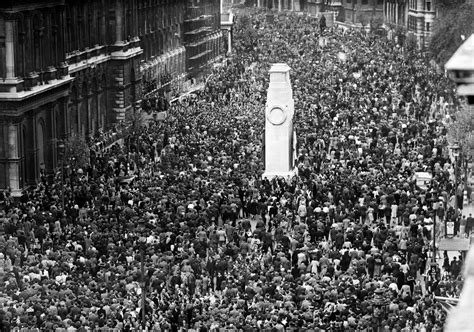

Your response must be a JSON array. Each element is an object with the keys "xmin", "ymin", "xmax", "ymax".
[
  {"xmin": 406, "ymin": 0, "xmax": 436, "ymax": 47},
  {"xmin": 0, "ymin": 0, "xmax": 223, "ymax": 194},
  {"xmin": 383, "ymin": 0, "xmax": 408, "ymax": 29},
  {"xmin": 184, "ymin": 0, "xmax": 223, "ymax": 79},
  {"xmin": 257, "ymin": 0, "xmax": 305, "ymax": 11},
  {"xmin": 341, "ymin": 0, "xmax": 384, "ymax": 25},
  {"xmin": 383, "ymin": 0, "xmax": 436, "ymax": 48},
  {"xmin": 305, "ymin": 0, "xmax": 342, "ymax": 16}
]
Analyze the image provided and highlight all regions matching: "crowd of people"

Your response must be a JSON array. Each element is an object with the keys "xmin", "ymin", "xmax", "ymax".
[{"xmin": 0, "ymin": 8, "xmax": 468, "ymax": 332}]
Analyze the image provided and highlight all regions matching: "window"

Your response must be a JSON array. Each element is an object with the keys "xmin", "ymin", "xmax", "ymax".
[
  {"xmin": 362, "ymin": 0, "xmax": 368, "ymax": 4},
  {"xmin": 425, "ymin": 1, "xmax": 431, "ymax": 11},
  {"xmin": 426, "ymin": 22, "xmax": 431, "ymax": 32},
  {"xmin": 408, "ymin": 16, "xmax": 416, "ymax": 31}
]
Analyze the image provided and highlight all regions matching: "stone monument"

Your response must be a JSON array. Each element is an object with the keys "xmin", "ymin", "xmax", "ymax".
[{"xmin": 262, "ymin": 63, "xmax": 297, "ymax": 180}]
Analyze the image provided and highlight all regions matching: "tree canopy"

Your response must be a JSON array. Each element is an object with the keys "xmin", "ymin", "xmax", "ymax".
[
  {"xmin": 428, "ymin": 1, "xmax": 474, "ymax": 65},
  {"xmin": 447, "ymin": 104, "xmax": 474, "ymax": 160},
  {"xmin": 63, "ymin": 134, "xmax": 90, "ymax": 170}
]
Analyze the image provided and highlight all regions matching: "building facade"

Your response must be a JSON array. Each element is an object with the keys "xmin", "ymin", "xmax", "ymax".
[
  {"xmin": 407, "ymin": 0, "xmax": 435, "ymax": 47},
  {"xmin": 257, "ymin": 0, "xmax": 305, "ymax": 11},
  {"xmin": 383, "ymin": 0, "xmax": 436, "ymax": 48},
  {"xmin": 0, "ymin": 0, "xmax": 223, "ymax": 194},
  {"xmin": 306, "ymin": 0, "xmax": 342, "ymax": 16},
  {"xmin": 184, "ymin": 0, "xmax": 223, "ymax": 78},
  {"xmin": 341, "ymin": 0, "xmax": 384, "ymax": 25},
  {"xmin": 383, "ymin": 0, "xmax": 408, "ymax": 28}
]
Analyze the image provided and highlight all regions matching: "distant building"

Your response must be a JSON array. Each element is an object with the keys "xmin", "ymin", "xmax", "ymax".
[
  {"xmin": 0, "ymin": 0, "xmax": 223, "ymax": 194},
  {"xmin": 407, "ymin": 0, "xmax": 436, "ymax": 47},
  {"xmin": 306, "ymin": 0, "xmax": 343, "ymax": 16},
  {"xmin": 383, "ymin": 0, "xmax": 408, "ymax": 29},
  {"xmin": 258, "ymin": 0, "xmax": 304, "ymax": 11},
  {"xmin": 184, "ymin": 0, "xmax": 223, "ymax": 79},
  {"xmin": 341, "ymin": 0, "xmax": 384, "ymax": 25},
  {"xmin": 383, "ymin": 0, "xmax": 436, "ymax": 48}
]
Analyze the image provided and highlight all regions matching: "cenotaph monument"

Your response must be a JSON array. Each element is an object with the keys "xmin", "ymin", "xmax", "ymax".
[{"xmin": 262, "ymin": 63, "xmax": 297, "ymax": 179}]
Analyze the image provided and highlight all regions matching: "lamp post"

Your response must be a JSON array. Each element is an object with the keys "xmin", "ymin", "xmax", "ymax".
[
  {"xmin": 432, "ymin": 201, "xmax": 439, "ymax": 263},
  {"xmin": 449, "ymin": 143, "xmax": 461, "ymax": 219},
  {"xmin": 372, "ymin": 288, "xmax": 389, "ymax": 331},
  {"xmin": 137, "ymin": 236, "xmax": 147, "ymax": 331}
]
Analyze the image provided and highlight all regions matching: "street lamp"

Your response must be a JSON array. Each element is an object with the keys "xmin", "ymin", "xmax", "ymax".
[
  {"xmin": 137, "ymin": 235, "xmax": 147, "ymax": 331},
  {"xmin": 449, "ymin": 143, "xmax": 461, "ymax": 223},
  {"xmin": 432, "ymin": 200, "xmax": 439, "ymax": 262},
  {"xmin": 372, "ymin": 288, "xmax": 389, "ymax": 331}
]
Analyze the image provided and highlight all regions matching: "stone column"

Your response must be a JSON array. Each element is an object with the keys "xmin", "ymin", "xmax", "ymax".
[
  {"xmin": 5, "ymin": 19, "xmax": 15, "ymax": 79},
  {"xmin": 390, "ymin": 3, "xmax": 394, "ymax": 23},
  {"xmin": 7, "ymin": 124, "xmax": 20, "ymax": 193},
  {"xmin": 278, "ymin": 0, "xmax": 282, "ymax": 11},
  {"xmin": 227, "ymin": 30, "xmax": 232, "ymax": 54},
  {"xmin": 115, "ymin": 0, "xmax": 124, "ymax": 45},
  {"xmin": 395, "ymin": 2, "xmax": 399, "ymax": 25}
]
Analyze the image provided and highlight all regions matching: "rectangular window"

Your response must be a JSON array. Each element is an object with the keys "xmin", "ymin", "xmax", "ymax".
[
  {"xmin": 408, "ymin": 16, "xmax": 416, "ymax": 31},
  {"xmin": 362, "ymin": 0, "xmax": 368, "ymax": 4},
  {"xmin": 426, "ymin": 22, "xmax": 431, "ymax": 31},
  {"xmin": 426, "ymin": 1, "xmax": 431, "ymax": 11}
]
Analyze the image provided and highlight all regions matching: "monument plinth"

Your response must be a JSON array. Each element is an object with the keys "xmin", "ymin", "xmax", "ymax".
[{"xmin": 262, "ymin": 63, "xmax": 297, "ymax": 180}]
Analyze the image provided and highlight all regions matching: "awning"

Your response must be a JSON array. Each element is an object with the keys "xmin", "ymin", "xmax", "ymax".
[{"xmin": 438, "ymin": 238, "xmax": 470, "ymax": 251}]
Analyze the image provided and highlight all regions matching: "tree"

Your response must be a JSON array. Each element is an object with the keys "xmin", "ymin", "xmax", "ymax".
[
  {"xmin": 125, "ymin": 108, "xmax": 147, "ymax": 137},
  {"xmin": 125, "ymin": 108, "xmax": 147, "ymax": 153},
  {"xmin": 447, "ymin": 104, "xmax": 474, "ymax": 161},
  {"xmin": 428, "ymin": 2, "xmax": 474, "ymax": 65},
  {"xmin": 356, "ymin": 12, "xmax": 369, "ymax": 29},
  {"xmin": 394, "ymin": 25, "xmax": 406, "ymax": 45},
  {"xmin": 369, "ymin": 15, "xmax": 384, "ymax": 34},
  {"xmin": 234, "ymin": 15, "xmax": 259, "ymax": 52},
  {"xmin": 63, "ymin": 134, "xmax": 90, "ymax": 170},
  {"xmin": 405, "ymin": 33, "xmax": 418, "ymax": 53}
]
